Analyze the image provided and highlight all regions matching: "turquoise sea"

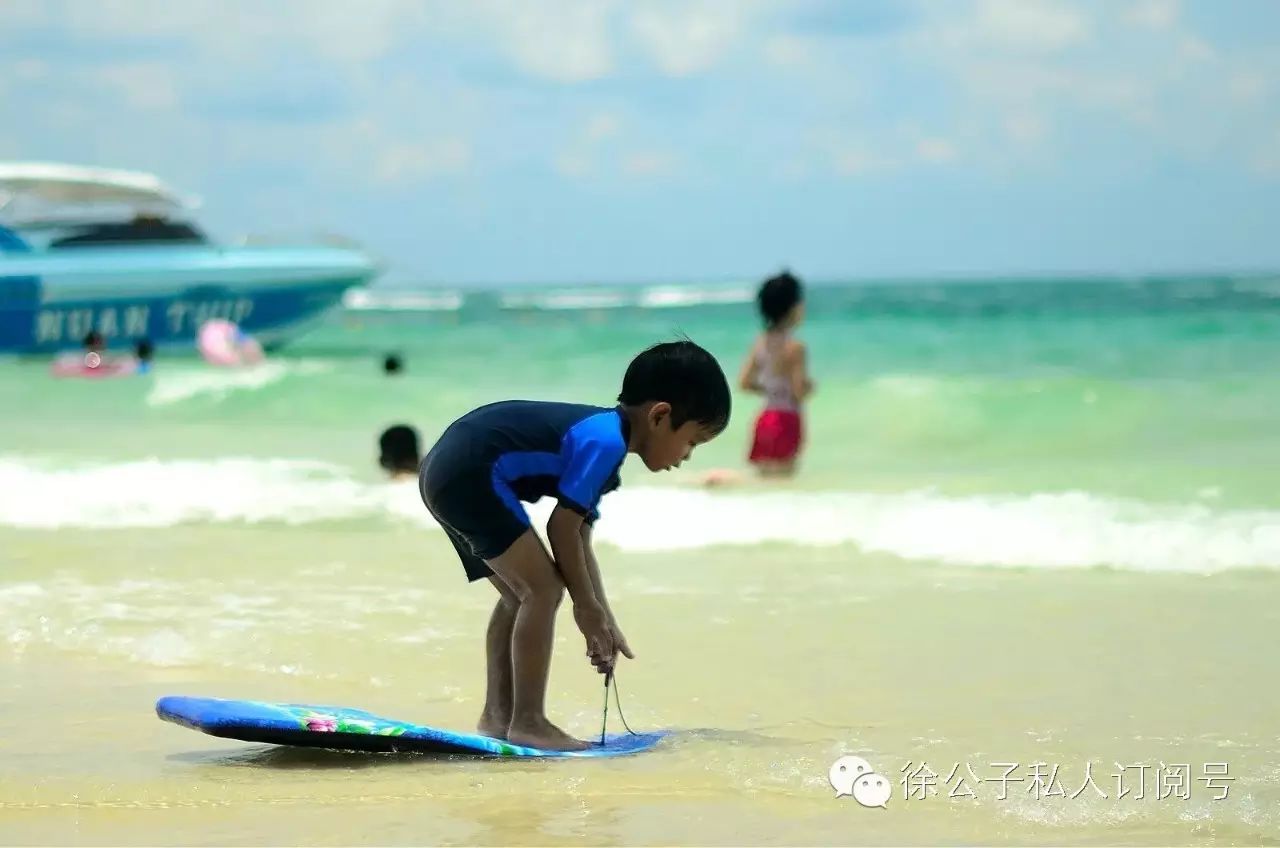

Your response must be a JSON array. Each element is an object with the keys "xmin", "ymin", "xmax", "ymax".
[{"xmin": 3, "ymin": 274, "xmax": 1280, "ymax": 845}]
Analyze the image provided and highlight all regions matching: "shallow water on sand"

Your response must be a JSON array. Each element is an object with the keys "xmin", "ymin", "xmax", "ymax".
[{"xmin": 2, "ymin": 525, "xmax": 1279, "ymax": 845}]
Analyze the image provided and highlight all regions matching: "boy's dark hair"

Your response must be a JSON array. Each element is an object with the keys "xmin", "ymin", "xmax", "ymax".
[
  {"xmin": 617, "ymin": 340, "xmax": 731, "ymax": 434},
  {"xmin": 135, "ymin": 338, "xmax": 154, "ymax": 361},
  {"xmin": 378, "ymin": 424, "xmax": 421, "ymax": 473},
  {"xmin": 757, "ymin": 270, "xmax": 803, "ymax": 328},
  {"xmin": 383, "ymin": 353, "xmax": 403, "ymax": 375},
  {"xmin": 83, "ymin": 330, "xmax": 105, "ymax": 349}
]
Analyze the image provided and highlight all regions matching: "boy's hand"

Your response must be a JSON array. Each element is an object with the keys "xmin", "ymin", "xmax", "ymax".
[
  {"xmin": 588, "ymin": 617, "xmax": 635, "ymax": 675},
  {"xmin": 608, "ymin": 616, "xmax": 636, "ymax": 663},
  {"xmin": 573, "ymin": 602, "xmax": 613, "ymax": 669}
]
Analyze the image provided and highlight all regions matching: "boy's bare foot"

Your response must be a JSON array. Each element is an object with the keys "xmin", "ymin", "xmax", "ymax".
[
  {"xmin": 506, "ymin": 716, "xmax": 591, "ymax": 751},
  {"xmin": 476, "ymin": 713, "xmax": 510, "ymax": 740}
]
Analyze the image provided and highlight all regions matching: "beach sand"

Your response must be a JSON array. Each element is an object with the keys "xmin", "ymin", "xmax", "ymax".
[{"xmin": 2, "ymin": 523, "xmax": 1277, "ymax": 845}]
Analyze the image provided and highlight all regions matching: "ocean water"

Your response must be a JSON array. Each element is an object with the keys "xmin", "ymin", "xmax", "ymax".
[{"xmin": 2, "ymin": 275, "xmax": 1280, "ymax": 845}]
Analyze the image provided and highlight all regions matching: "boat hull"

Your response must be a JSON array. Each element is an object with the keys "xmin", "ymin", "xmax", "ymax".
[{"xmin": 0, "ymin": 245, "xmax": 375, "ymax": 353}]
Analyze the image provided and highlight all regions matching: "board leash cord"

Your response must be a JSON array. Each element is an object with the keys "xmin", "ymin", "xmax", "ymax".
[{"xmin": 600, "ymin": 669, "xmax": 639, "ymax": 746}]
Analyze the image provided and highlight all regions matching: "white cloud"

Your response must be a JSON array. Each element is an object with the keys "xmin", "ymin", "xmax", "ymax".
[
  {"xmin": 373, "ymin": 138, "xmax": 471, "ymax": 184},
  {"xmin": 1253, "ymin": 128, "xmax": 1280, "ymax": 178},
  {"xmin": 762, "ymin": 35, "xmax": 811, "ymax": 71},
  {"xmin": 9, "ymin": 1, "xmax": 621, "ymax": 83},
  {"xmin": 554, "ymin": 152, "xmax": 593, "ymax": 179},
  {"xmin": 3, "ymin": 0, "xmax": 1277, "ymax": 210},
  {"xmin": 1004, "ymin": 112, "xmax": 1048, "ymax": 145},
  {"xmin": 831, "ymin": 148, "xmax": 895, "ymax": 177},
  {"xmin": 553, "ymin": 112, "xmax": 624, "ymax": 179},
  {"xmin": 290, "ymin": 0, "xmax": 423, "ymax": 62},
  {"xmin": 59, "ymin": 0, "xmax": 220, "ymax": 37},
  {"xmin": 1124, "ymin": 0, "xmax": 1179, "ymax": 31},
  {"xmin": 556, "ymin": 147, "xmax": 677, "ymax": 182},
  {"xmin": 621, "ymin": 150, "xmax": 676, "ymax": 177},
  {"xmin": 775, "ymin": 159, "xmax": 811, "ymax": 182},
  {"xmin": 939, "ymin": 0, "xmax": 1091, "ymax": 54},
  {"xmin": 947, "ymin": 58, "xmax": 1151, "ymax": 116},
  {"xmin": 0, "ymin": 0, "xmax": 45, "ymax": 26},
  {"xmin": 1180, "ymin": 36, "xmax": 1215, "ymax": 62},
  {"xmin": 811, "ymin": 126, "xmax": 906, "ymax": 177},
  {"xmin": 1227, "ymin": 72, "xmax": 1269, "ymax": 104},
  {"xmin": 916, "ymin": 138, "xmax": 958, "ymax": 164},
  {"xmin": 628, "ymin": 1, "xmax": 759, "ymax": 77},
  {"xmin": 916, "ymin": 0, "xmax": 1278, "ymax": 174},
  {"xmin": 20, "ymin": 0, "xmax": 422, "ymax": 65},
  {"xmin": 586, "ymin": 113, "xmax": 621, "ymax": 142},
  {"xmin": 96, "ymin": 63, "xmax": 180, "ymax": 110},
  {"xmin": 14, "ymin": 60, "xmax": 47, "ymax": 81},
  {"xmin": 462, "ymin": 1, "xmax": 616, "ymax": 82}
]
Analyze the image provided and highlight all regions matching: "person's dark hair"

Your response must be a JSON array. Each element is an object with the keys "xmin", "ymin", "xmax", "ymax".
[
  {"xmin": 135, "ymin": 338, "xmax": 154, "ymax": 361},
  {"xmin": 383, "ymin": 353, "xmax": 403, "ymax": 375},
  {"xmin": 83, "ymin": 330, "xmax": 105, "ymax": 349},
  {"xmin": 617, "ymin": 340, "xmax": 731, "ymax": 434},
  {"xmin": 757, "ymin": 270, "xmax": 803, "ymax": 328},
  {"xmin": 378, "ymin": 424, "xmax": 421, "ymax": 474}
]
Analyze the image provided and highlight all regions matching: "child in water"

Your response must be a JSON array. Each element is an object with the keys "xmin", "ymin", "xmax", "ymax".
[
  {"xmin": 419, "ymin": 341, "xmax": 731, "ymax": 750},
  {"xmin": 378, "ymin": 424, "xmax": 421, "ymax": 480},
  {"xmin": 738, "ymin": 271, "xmax": 814, "ymax": 477},
  {"xmin": 134, "ymin": 339, "xmax": 154, "ymax": 374}
]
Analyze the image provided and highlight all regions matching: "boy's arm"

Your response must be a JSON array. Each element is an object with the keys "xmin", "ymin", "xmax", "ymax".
[
  {"xmin": 547, "ymin": 505, "xmax": 614, "ymax": 664},
  {"xmin": 580, "ymin": 522, "xmax": 636, "ymax": 661},
  {"xmin": 546, "ymin": 505, "xmax": 601, "ymax": 608},
  {"xmin": 555, "ymin": 427, "xmax": 630, "ymax": 669}
]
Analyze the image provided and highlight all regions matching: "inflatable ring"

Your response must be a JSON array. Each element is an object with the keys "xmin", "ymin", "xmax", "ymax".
[{"xmin": 197, "ymin": 319, "xmax": 264, "ymax": 367}]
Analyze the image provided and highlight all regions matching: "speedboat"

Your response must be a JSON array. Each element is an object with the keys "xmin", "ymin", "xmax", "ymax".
[{"xmin": 0, "ymin": 162, "xmax": 379, "ymax": 354}]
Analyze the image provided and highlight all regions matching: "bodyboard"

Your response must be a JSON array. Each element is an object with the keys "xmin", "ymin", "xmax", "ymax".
[{"xmin": 156, "ymin": 695, "xmax": 666, "ymax": 758}]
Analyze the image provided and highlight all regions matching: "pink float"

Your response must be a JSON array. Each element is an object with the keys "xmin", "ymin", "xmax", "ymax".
[{"xmin": 197, "ymin": 319, "xmax": 264, "ymax": 367}]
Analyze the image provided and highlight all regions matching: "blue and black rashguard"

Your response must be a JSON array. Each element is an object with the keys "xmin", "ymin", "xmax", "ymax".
[{"xmin": 419, "ymin": 401, "xmax": 631, "ymax": 581}]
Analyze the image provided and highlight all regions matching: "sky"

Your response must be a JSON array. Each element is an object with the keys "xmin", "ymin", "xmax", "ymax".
[{"xmin": 2, "ymin": 0, "xmax": 1279, "ymax": 285}]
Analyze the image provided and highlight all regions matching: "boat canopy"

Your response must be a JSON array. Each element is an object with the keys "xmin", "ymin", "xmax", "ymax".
[{"xmin": 0, "ymin": 162, "xmax": 198, "ymax": 226}]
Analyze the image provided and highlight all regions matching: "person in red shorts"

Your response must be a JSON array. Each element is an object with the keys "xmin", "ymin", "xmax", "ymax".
[{"xmin": 737, "ymin": 271, "xmax": 814, "ymax": 477}]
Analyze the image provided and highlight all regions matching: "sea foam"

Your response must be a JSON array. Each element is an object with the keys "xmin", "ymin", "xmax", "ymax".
[{"xmin": 2, "ymin": 455, "xmax": 1278, "ymax": 573}]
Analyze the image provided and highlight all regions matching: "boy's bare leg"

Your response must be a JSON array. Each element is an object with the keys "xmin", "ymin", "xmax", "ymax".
[
  {"xmin": 485, "ymin": 529, "xmax": 589, "ymax": 751},
  {"xmin": 476, "ymin": 575, "xmax": 519, "ymax": 739}
]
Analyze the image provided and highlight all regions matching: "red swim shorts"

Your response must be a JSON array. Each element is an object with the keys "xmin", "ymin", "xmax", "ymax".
[{"xmin": 748, "ymin": 408, "xmax": 803, "ymax": 464}]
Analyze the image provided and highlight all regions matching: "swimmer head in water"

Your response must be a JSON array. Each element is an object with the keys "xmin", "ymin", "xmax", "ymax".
[{"xmin": 378, "ymin": 424, "xmax": 422, "ymax": 479}]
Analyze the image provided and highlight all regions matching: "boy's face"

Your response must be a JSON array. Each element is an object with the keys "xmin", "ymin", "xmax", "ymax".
[{"xmin": 640, "ymin": 402, "xmax": 718, "ymax": 472}]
